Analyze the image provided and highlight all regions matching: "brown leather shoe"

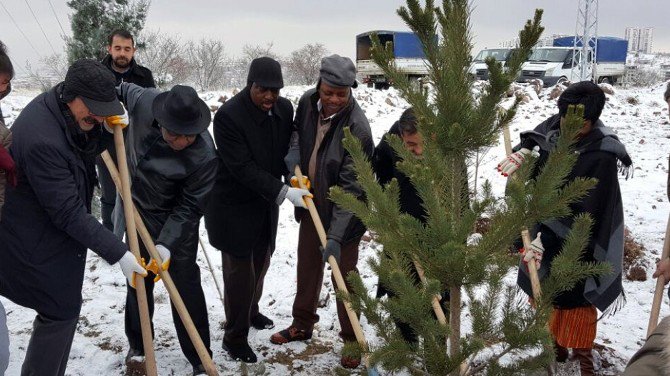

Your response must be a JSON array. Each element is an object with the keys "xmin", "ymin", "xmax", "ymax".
[
  {"xmin": 270, "ymin": 326, "xmax": 312, "ymax": 344},
  {"xmin": 340, "ymin": 354, "xmax": 361, "ymax": 369}
]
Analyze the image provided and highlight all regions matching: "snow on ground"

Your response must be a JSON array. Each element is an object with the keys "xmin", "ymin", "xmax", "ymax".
[{"xmin": 1, "ymin": 81, "xmax": 670, "ymax": 375}]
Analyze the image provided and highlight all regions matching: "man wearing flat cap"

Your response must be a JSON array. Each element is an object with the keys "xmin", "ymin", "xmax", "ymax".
[
  {"xmin": 270, "ymin": 54, "xmax": 373, "ymax": 369},
  {"xmin": 0, "ymin": 59, "xmax": 147, "ymax": 375},
  {"xmin": 205, "ymin": 56, "xmax": 310, "ymax": 363},
  {"xmin": 113, "ymin": 82, "xmax": 217, "ymax": 374}
]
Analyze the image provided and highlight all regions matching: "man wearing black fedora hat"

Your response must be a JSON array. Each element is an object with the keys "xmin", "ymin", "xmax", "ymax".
[
  {"xmin": 0, "ymin": 59, "xmax": 148, "ymax": 375},
  {"xmin": 205, "ymin": 56, "xmax": 310, "ymax": 363},
  {"xmin": 114, "ymin": 82, "xmax": 217, "ymax": 374},
  {"xmin": 270, "ymin": 54, "xmax": 373, "ymax": 369}
]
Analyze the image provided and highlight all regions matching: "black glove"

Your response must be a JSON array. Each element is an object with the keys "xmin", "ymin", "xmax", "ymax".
[{"xmin": 321, "ymin": 239, "xmax": 341, "ymax": 265}]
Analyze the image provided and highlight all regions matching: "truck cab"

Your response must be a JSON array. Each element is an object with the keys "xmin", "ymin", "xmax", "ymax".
[
  {"xmin": 356, "ymin": 30, "xmax": 429, "ymax": 89},
  {"xmin": 468, "ymin": 48, "xmax": 513, "ymax": 80},
  {"xmin": 517, "ymin": 47, "xmax": 586, "ymax": 86}
]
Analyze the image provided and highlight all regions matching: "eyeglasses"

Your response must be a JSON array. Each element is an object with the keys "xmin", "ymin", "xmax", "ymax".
[{"xmin": 162, "ymin": 127, "xmax": 196, "ymax": 142}]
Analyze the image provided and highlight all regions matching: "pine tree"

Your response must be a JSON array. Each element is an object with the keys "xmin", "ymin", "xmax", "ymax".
[
  {"xmin": 65, "ymin": 0, "xmax": 150, "ymax": 63},
  {"xmin": 329, "ymin": 1, "xmax": 610, "ymax": 374}
]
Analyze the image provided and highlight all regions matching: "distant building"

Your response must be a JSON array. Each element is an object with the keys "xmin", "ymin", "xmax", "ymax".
[{"xmin": 625, "ymin": 27, "xmax": 654, "ymax": 54}]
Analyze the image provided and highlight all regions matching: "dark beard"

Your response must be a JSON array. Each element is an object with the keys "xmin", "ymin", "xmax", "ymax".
[{"xmin": 113, "ymin": 57, "xmax": 130, "ymax": 69}]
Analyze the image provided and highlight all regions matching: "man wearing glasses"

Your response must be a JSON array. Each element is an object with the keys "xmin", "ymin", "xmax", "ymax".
[
  {"xmin": 114, "ymin": 82, "xmax": 217, "ymax": 375},
  {"xmin": 205, "ymin": 57, "xmax": 310, "ymax": 363}
]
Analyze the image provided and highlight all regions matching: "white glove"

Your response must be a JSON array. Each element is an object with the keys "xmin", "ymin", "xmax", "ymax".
[
  {"xmin": 523, "ymin": 232, "xmax": 544, "ymax": 269},
  {"xmin": 285, "ymin": 187, "xmax": 312, "ymax": 208},
  {"xmin": 103, "ymin": 104, "xmax": 129, "ymax": 133},
  {"xmin": 118, "ymin": 251, "xmax": 147, "ymax": 288},
  {"xmin": 497, "ymin": 147, "xmax": 538, "ymax": 177}
]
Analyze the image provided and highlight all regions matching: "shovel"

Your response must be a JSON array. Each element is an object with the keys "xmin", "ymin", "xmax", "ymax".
[
  {"xmin": 647, "ymin": 211, "xmax": 670, "ymax": 336},
  {"xmin": 112, "ymin": 126, "xmax": 158, "ymax": 376},
  {"xmin": 293, "ymin": 166, "xmax": 379, "ymax": 376},
  {"xmin": 102, "ymin": 151, "xmax": 219, "ymax": 376}
]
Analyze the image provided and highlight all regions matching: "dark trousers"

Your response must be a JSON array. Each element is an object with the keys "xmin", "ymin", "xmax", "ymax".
[
  {"xmin": 291, "ymin": 214, "xmax": 361, "ymax": 342},
  {"xmin": 221, "ymin": 247, "xmax": 272, "ymax": 344},
  {"xmin": 96, "ymin": 155, "xmax": 116, "ymax": 231},
  {"xmin": 21, "ymin": 314, "xmax": 78, "ymax": 376},
  {"xmin": 125, "ymin": 241, "xmax": 212, "ymax": 367}
]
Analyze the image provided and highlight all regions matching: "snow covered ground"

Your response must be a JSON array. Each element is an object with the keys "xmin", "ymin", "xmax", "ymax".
[{"xmin": 1, "ymin": 81, "xmax": 669, "ymax": 375}]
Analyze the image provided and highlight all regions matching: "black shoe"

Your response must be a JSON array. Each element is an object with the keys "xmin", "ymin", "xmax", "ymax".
[
  {"xmin": 250, "ymin": 313, "xmax": 275, "ymax": 330},
  {"xmin": 124, "ymin": 348, "xmax": 145, "ymax": 376},
  {"xmin": 125, "ymin": 348, "xmax": 144, "ymax": 364},
  {"xmin": 223, "ymin": 340, "xmax": 258, "ymax": 363},
  {"xmin": 192, "ymin": 364, "xmax": 206, "ymax": 375}
]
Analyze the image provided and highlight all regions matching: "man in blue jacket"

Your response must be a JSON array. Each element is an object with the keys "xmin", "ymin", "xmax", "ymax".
[{"xmin": 0, "ymin": 59, "xmax": 146, "ymax": 376}]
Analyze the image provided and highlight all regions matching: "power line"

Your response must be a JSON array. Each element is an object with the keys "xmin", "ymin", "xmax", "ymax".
[
  {"xmin": 23, "ymin": 0, "xmax": 58, "ymax": 55},
  {"xmin": 0, "ymin": 1, "xmax": 43, "ymax": 58},
  {"xmin": 47, "ymin": 0, "xmax": 68, "ymax": 36}
]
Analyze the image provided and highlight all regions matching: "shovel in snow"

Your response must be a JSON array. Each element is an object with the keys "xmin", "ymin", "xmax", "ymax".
[
  {"xmin": 293, "ymin": 165, "xmax": 379, "ymax": 376},
  {"xmin": 647, "ymin": 211, "xmax": 670, "ymax": 336},
  {"xmin": 102, "ymin": 151, "xmax": 219, "ymax": 376},
  {"xmin": 111, "ymin": 127, "xmax": 158, "ymax": 376}
]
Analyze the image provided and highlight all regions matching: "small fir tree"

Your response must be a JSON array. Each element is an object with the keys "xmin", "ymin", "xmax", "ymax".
[
  {"xmin": 65, "ymin": 0, "xmax": 150, "ymax": 63},
  {"xmin": 329, "ymin": 1, "xmax": 610, "ymax": 374}
]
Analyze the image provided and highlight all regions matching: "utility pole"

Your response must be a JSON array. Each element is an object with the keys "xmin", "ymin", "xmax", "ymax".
[{"xmin": 572, "ymin": 0, "xmax": 599, "ymax": 82}]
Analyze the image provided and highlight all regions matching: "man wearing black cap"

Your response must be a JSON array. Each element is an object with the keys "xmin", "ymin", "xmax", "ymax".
[
  {"xmin": 270, "ymin": 54, "xmax": 373, "ymax": 369},
  {"xmin": 113, "ymin": 82, "xmax": 217, "ymax": 374},
  {"xmin": 0, "ymin": 59, "xmax": 147, "ymax": 375},
  {"xmin": 205, "ymin": 56, "xmax": 310, "ymax": 363}
]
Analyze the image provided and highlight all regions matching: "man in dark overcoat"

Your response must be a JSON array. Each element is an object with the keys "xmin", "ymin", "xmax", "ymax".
[
  {"xmin": 0, "ymin": 59, "xmax": 146, "ymax": 376},
  {"xmin": 114, "ymin": 82, "xmax": 217, "ymax": 375},
  {"xmin": 205, "ymin": 57, "xmax": 310, "ymax": 363}
]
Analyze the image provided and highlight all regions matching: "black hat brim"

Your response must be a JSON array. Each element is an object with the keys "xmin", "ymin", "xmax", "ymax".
[
  {"xmin": 152, "ymin": 91, "xmax": 212, "ymax": 135},
  {"xmin": 81, "ymin": 96, "xmax": 124, "ymax": 117}
]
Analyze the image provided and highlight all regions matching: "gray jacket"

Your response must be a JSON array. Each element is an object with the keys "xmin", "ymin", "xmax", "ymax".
[{"xmin": 287, "ymin": 87, "xmax": 373, "ymax": 244}]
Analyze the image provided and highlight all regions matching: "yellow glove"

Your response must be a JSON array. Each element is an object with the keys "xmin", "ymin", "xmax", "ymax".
[
  {"xmin": 290, "ymin": 175, "xmax": 311, "ymax": 190},
  {"xmin": 146, "ymin": 244, "xmax": 171, "ymax": 282},
  {"xmin": 103, "ymin": 104, "xmax": 129, "ymax": 131}
]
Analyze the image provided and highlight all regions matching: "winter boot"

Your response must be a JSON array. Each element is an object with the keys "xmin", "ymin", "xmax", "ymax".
[
  {"xmin": 573, "ymin": 348, "xmax": 595, "ymax": 376},
  {"xmin": 554, "ymin": 341, "xmax": 569, "ymax": 363},
  {"xmin": 222, "ymin": 339, "xmax": 257, "ymax": 363},
  {"xmin": 250, "ymin": 313, "xmax": 275, "ymax": 330}
]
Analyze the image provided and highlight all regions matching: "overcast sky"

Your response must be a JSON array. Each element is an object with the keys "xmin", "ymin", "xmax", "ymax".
[{"xmin": 1, "ymin": 0, "xmax": 668, "ymax": 76}]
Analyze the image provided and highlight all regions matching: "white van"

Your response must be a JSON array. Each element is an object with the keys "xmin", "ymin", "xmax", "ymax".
[
  {"xmin": 468, "ymin": 48, "xmax": 513, "ymax": 80},
  {"xmin": 517, "ymin": 47, "xmax": 584, "ymax": 86}
]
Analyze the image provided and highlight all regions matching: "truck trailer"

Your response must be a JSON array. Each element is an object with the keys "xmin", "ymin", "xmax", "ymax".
[{"xmin": 356, "ymin": 30, "xmax": 429, "ymax": 89}]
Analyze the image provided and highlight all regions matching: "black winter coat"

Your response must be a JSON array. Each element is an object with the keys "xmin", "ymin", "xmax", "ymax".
[
  {"xmin": 205, "ymin": 87, "xmax": 294, "ymax": 257},
  {"xmin": 115, "ymin": 83, "xmax": 217, "ymax": 256},
  {"xmin": 291, "ymin": 88, "xmax": 374, "ymax": 244},
  {"xmin": 102, "ymin": 55, "xmax": 155, "ymax": 88},
  {"xmin": 0, "ymin": 86, "xmax": 127, "ymax": 320}
]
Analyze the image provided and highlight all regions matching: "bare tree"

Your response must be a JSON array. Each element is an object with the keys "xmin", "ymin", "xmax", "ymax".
[
  {"xmin": 186, "ymin": 38, "xmax": 227, "ymax": 91},
  {"xmin": 24, "ymin": 53, "xmax": 69, "ymax": 92},
  {"xmin": 284, "ymin": 43, "xmax": 328, "ymax": 85},
  {"xmin": 136, "ymin": 29, "xmax": 191, "ymax": 87},
  {"xmin": 241, "ymin": 42, "xmax": 279, "ymax": 63}
]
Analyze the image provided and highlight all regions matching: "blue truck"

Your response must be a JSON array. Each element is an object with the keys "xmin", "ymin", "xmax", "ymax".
[
  {"xmin": 518, "ymin": 36, "xmax": 628, "ymax": 86},
  {"xmin": 356, "ymin": 30, "xmax": 429, "ymax": 89}
]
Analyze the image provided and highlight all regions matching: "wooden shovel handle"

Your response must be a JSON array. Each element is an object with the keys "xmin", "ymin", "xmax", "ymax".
[
  {"xmin": 647, "ymin": 211, "xmax": 670, "ymax": 336},
  {"xmin": 112, "ymin": 127, "xmax": 158, "ymax": 376},
  {"xmin": 521, "ymin": 229, "xmax": 542, "ymax": 300},
  {"xmin": 293, "ymin": 166, "xmax": 372, "ymax": 360}
]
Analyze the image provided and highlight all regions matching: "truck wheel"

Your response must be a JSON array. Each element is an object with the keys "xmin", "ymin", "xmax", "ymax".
[
  {"xmin": 598, "ymin": 76, "xmax": 611, "ymax": 84},
  {"xmin": 557, "ymin": 76, "xmax": 569, "ymax": 86},
  {"xmin": 374, "ymin": 83, "xmax": 389, "ymax": 90}
]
